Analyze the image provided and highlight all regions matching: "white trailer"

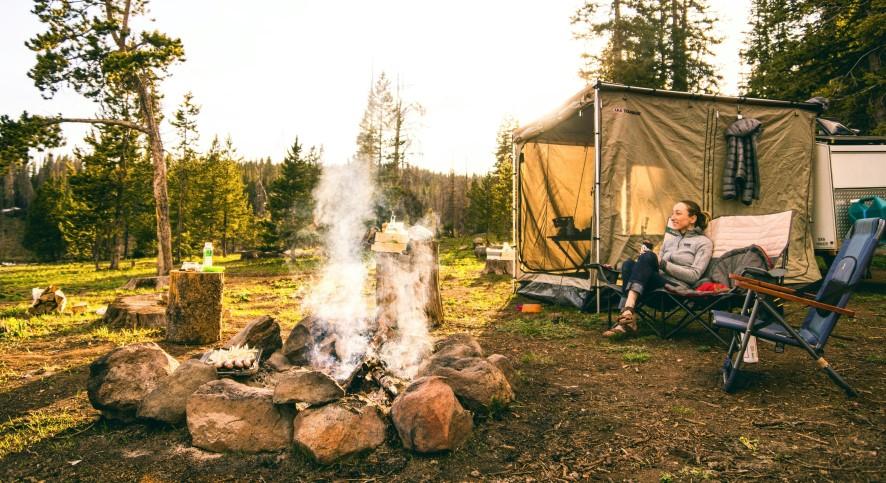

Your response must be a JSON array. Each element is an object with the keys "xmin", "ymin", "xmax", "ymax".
[{"xmin": 812, "ymin": 134, "xmax": 886, "ymax": 258}]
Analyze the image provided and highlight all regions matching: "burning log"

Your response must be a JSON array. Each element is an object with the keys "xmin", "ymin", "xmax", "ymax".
[{"xmin": 358, "ymin": 357, "xmax": 406, "ymax": 399}]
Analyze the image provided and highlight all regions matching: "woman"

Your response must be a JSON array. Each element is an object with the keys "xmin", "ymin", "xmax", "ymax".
[{"xmin": 603, "ymin": 200, "xmax": 713, "ymax": 337}]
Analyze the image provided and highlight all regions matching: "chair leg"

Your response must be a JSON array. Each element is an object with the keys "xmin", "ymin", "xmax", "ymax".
[
  {"xmin": 822, "ymin": 364, "xmax": 858, "ymax": 398},
  {"xmin": 722, "ymin": 299, "xmax": 761, "ymax": 393},
  {"xmin": 756, "ymin": 298, "xmax": 859, "ymax": 398}
]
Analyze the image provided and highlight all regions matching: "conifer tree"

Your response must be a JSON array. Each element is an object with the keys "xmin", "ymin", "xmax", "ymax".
[
  {"xmin": 743, "ymin": 0, "xmax": 884, "ymax": 134},
  {"xmin": 266, "ymin": 138, "xmax": 322, "ymax": 249},
  {"xmin": 169, "ymin": 92, "xmax": 202, "ymax": 262},
  {"xmin": 490, "ymin": 117, "xmax": 518, "ymax": 240},
  {"xmin": 573, "ymin": 0, "xmax": 721, "ymax": 92},
  {"xmin": 7, "ymin": 0, "xmax": 186, "ymax": 274}
]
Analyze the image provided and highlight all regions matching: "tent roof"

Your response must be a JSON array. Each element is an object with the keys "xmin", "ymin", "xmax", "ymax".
[{"xmin": 513, "ymin": 81, "xmax": 824, "ymax": 146}]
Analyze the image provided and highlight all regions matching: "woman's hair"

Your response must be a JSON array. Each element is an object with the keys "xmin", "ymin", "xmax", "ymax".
[{"xmin": 678, "ymin": 200, "xmax": 708, "ymax": 230}]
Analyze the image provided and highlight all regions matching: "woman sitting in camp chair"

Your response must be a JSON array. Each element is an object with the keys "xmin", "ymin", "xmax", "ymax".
[{"xmin": 603, "ymin": 200, "xmax": 714, "ymax": 337}]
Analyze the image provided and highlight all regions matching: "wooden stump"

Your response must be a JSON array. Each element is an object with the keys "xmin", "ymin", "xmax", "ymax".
[
  {"xmin": 375, "ymin": 240, "xmax": 444, "ymax": 336},
  {"xmin": 483, "ymin": 259, "xmax": 515, "ymax": 276},
  {"xmin": 166, "ymin": 270, "xmax": 224, "ymax": 345},
  {"xmin": 103, "ymin": 294, "xmax": 167, "ymax": 329},
  {"xmin": 121, "ymin": 276, "xmax": 169, "ymax": 291}
]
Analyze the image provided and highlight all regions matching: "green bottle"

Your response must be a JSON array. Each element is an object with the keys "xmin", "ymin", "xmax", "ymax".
[{"xmin": 203, "ymin": 242, "xmax": 213, "ymax": 268}]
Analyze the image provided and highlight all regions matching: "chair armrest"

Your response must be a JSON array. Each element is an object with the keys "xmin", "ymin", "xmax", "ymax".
[
  {"xmin": 730, "ymin": 274, "xmax": 798, "ymax": 294},
  {"xmin": 733, "ymin": 280, "xmax": 855, "ymax": 317},
  {"xmin": 587, "ymin": 263, "xmax": 620, "ymax": 284}
]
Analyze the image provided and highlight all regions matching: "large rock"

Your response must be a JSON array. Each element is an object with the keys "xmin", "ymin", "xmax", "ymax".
[
  {"xmin": 266, "ymin": 350, "xmax": 295, "ymax": 372},
  {"xmin": 292, "ymin": 400, "xmax": 387, "ymax": 463},
  {"xmin": 273, "ymin": 368, "xmax": 345, "ymax": 405},
  {"xmin": 282, "ymin": 316, "xmax": 318, "ymax": 364},
  {"xmin": 137, "ymin": 360, "xmax": 217, "ymax": 424},
  {"xmin": 434, "ymin": 333, "xmax": 483, "ymax": 359},
  {"xmin": 416, "ymin": 333, "xmax": 485, "ymax": 377},
  {"xmin": 87, "ymin": 343, "xmax": 179, "ymax": 422},
  {"xmin": 224, "ymin": 315, "xmax": 282, "ymax": 362},
  {"xmin": 429, "ymin": 357, "xmax": 514, "ymax": 412},
  {"xmin": 187, "ymin": 379, "xmax": 294, "ymax": 453},
  {"xmin": 486, "ymin": 354, "xmax": 516, "ymax": 387},
  {"xmin": 391, "ymin": 376, "xmax": 473, "ymax": 453}
]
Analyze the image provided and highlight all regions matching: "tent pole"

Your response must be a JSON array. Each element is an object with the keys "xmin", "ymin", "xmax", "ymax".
[
  {"xmin": 512, "ymin": 141, "xmax": 521, "ymax": 292},
  {"xmin": 593, "ymin": 83, "xmax": 603, "ymax": 313}
]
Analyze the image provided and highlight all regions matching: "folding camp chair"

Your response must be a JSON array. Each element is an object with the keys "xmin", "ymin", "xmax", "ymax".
[
  {"xmin": 594, "ymin": 211, "xmax": 794, "ymax": 345},
  {"xmin": 713, "ymin": 217, "xmax": 885, "ymax": 397}
]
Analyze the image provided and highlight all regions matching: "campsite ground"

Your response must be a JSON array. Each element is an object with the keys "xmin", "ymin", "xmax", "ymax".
[{"xmin": 0, "ymin": 239, "xmax": 884, "ymax": 482}]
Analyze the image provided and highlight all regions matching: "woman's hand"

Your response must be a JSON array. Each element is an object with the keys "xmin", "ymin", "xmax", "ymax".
[{"xmin": 659, "ymin": 258, "xmax": 668, "ymax": 271}]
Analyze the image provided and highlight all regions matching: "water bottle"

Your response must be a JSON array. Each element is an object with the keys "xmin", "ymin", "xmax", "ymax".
[{"xmin": 203, "ymin": 242, "xmax": 214, "ymax": 268}]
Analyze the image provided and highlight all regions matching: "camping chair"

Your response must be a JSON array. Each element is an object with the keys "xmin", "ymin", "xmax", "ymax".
[
  {"xmin": 713, "ymin": 217, "xmax": 885, "ymax": 397},
  {"xmin": 595, "ymin": 211, "xmax": 794, "ymax": 345}
]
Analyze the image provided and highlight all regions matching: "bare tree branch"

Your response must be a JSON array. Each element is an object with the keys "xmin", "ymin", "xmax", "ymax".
[{"xmin": 44, "ymin": 116, "xmax": 148, "ymax": 134}]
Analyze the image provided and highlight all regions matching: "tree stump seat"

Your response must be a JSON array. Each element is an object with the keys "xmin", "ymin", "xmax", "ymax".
[
  {"xmin": 166, "ymin": 270, "xmax": 224, "ymax": 345},
  {"xmin": 103, "ymin": 293, "xmax": 167, "ymax": 329}
]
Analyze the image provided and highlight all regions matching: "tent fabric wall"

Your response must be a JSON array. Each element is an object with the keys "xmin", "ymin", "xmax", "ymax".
[
  {"xmin": 519, "ymin": 143, "xmax": 595, "ymax": 272},
  {"xmin": 598, "ymin": 92, "xmax": 821, "ymax": 283},
  {"xmin": 516, "ymin": 83, "xmax": 822, "ymax": 290}
]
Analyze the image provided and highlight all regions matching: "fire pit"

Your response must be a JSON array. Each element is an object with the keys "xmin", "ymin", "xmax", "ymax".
[{"xmin": 86, "ymin": 162, "xmax": 516, "ymax": 461}]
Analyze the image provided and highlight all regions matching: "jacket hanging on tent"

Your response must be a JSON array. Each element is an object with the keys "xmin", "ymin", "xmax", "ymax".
[{"xmin": 723, "ymin": 118, "xmax": 762, "ymax": 205}]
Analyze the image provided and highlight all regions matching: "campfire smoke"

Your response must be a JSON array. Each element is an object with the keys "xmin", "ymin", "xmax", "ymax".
[
  {"xmin": 304, "ymin": 161, "xmax": 376, "ymax": 381},
  {"xmin": 377, "ymin": 220, "xmax": 437, "ymax": 379},
  {"xmin": 300, "ymin": 161, "xmax": 437, "ymax": 383}
]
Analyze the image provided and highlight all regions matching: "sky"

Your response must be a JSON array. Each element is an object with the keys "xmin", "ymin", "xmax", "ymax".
[{"xmin": 0, "ymin": 0, "xmax": 751, "ymax": 174}]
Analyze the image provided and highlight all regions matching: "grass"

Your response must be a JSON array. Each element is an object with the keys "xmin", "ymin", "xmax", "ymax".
[
  {"xmin": 864, "ymin": 354, "xmax": 886, "ymax": 364},
  {"xmin": 600, "ymin": 342, "xmax": 653, "ymax": 363},
  {"xmin": 88, "ymin": 327, "xmax": 163, "ymax": 346},
  {"xmin": 0, "ymin": 407, "xmax": 92, "ymax": 459},
  {"xmin": 497, "ymin": 315, "xmax": 580, "ymax": 339},
  {"xmin": 520, "ymin": 351, "xmax": 553, "ymax": 365},
  {"xmin": 622, "ymin": 351, "xmax": 651, "ymax": 363}
]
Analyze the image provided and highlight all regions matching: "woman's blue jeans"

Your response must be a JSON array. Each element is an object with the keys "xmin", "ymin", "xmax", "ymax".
[{"xmin": 620, "ymin": 251, "xmax": 667, "ymax": 309}]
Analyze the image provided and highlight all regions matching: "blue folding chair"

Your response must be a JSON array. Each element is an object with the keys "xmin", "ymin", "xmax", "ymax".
[{"xmin": 712, "ymin": 217, "xmax": 885, "ymax": 397}]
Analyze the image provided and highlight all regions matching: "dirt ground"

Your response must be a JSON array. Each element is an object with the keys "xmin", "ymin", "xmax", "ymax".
[{"xmin": 0, "ymin": 253, "xmax": 884, "ymax": 482}]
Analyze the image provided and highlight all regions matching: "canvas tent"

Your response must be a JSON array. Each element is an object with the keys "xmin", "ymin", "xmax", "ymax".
[{"xmin": 513, "ymin": 81, "xmax": 823, "ymax": 309}]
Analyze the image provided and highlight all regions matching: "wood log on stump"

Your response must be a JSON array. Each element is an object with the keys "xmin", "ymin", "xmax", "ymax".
[
  {"xmin": 166, "ymin": 271, "xmax": 224, "ymax": 345},
  {"xmin": 103, "ymin": 294, "xmax": 167, "ymax": 329},
  {"xmin": 375, "ymin": 240, "xmax": 444, "ymax": 337}
]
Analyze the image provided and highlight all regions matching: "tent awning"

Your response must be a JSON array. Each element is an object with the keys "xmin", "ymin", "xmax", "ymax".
[{"xmin": 513, "ymin": 81, "xmax": 823, "ymax": 146}]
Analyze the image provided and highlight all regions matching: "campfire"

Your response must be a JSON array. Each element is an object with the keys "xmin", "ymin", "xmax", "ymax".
[{"xmin": 85, "ymin": 162, "xmax": 515, "ymax": 462}]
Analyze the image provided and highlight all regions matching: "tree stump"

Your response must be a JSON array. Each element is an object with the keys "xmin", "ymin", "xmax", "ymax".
[
  {"xmin": 166, "ymin": 271, "xmax": 224, "ymax": 345},
  {"xmin": 375, "ymin": 240, "xmax": 444, "ymax": 337},
  {"xmin": 103, "ymin": 294, "xmax": 167, "ymax": 329},
  {"xmin": 121, "ymin": 276, "xmax": 169, "ymax": 291},
  {"xmin": 483, "ymin": 259, "xmax": 514, "ymax": 276}
]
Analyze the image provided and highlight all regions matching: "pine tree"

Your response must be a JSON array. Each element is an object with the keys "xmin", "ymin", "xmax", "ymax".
[
  {"xmin": 266, "ymin": 138, "xmax": 322, "ymax": 249},
  {"xmin": 169, "ymin": 92, "xmax": 202, "ymax": 262},
  {"xmin": 355, "ymin": 72, "xmax": 426, "ymax": 223},
  {"xmin": 490, "ymin": 117, "xmax": 519, "ymax": 240},
  {"xmin": 23, "ymin": 172, "xmax": 72, "ymax": 261},
  {"xmin": 465, "ymin": 175, "xmax": 495, "ymax": 236},
  {"xmin": 573, "ymin": 0, "xmax": 721, "ymax": 92},
  {"xmin": 11, "ymin": 0, "xmax": 186, "ymax": 274},
  {"xmin": 743, "ymin": 0, "xmax": 885, "ymax": 134}
]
